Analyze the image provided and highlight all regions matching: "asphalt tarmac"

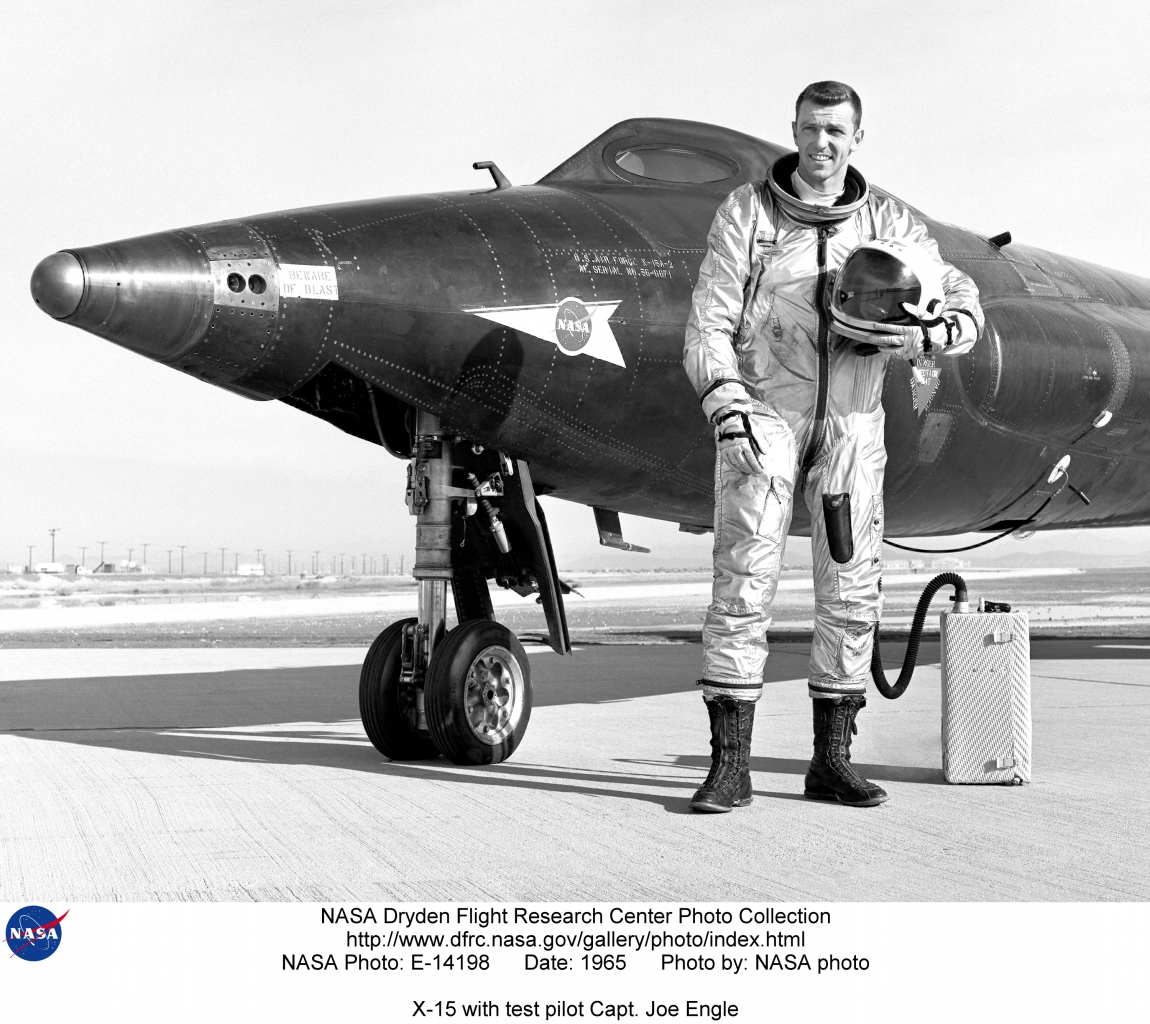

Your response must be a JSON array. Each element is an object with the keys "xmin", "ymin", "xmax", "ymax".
[{"xmin": 1, "ymin": 637, "xmax": 1146, "ymax": 902}]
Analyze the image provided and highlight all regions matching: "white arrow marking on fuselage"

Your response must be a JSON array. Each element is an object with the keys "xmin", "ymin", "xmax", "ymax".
[{"xmin": 464, "ymin": 300, "xmax": 626, "ymax": 367}]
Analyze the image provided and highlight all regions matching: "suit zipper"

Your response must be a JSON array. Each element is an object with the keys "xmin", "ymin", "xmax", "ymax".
[{"xmin": 801, "ymin": 226, "xmax": 831, "ymax": 480}]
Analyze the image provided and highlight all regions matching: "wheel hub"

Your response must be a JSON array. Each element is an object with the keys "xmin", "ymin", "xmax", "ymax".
[{"xmin": 464, "ymin": 645, "xmax": 523, "ymax": 745}]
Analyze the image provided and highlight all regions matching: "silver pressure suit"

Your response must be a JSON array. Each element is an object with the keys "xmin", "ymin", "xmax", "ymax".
[{"xmin": 683, "ymin": 155, "xmax": 984, "ymax": 701}]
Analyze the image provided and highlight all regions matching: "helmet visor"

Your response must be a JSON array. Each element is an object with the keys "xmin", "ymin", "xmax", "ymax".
[{"xmin": 835, "ymin": 249, "xmax": 921, "ymax": 324}]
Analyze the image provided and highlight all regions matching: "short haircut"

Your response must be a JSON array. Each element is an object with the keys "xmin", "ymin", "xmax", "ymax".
[{"xmin": 795, "ymin": 81, "xmax": 862, "ymax": 130}]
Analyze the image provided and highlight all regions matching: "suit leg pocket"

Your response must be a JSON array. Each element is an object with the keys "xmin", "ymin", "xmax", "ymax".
[{"xmin": 822, "ymin": 492, "xmax": 854, "ymax": 564}]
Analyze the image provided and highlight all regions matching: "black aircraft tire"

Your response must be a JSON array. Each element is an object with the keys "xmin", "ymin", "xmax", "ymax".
[
  {"xmin": 359, "ymin": 618, "xmax": 440, "ymax": 761},
  {"xmin": 424, "ymin": 620, "xmax": 532, "ymax": 765}
]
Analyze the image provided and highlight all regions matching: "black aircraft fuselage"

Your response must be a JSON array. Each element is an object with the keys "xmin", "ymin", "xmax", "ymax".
[
  {"xmin": 32, "ymin": 117, "xmax": 1150, "ymax": 538},
  {"xmin": 32, "ymin": 117, "xmax": 1150, "ymax": 764}
]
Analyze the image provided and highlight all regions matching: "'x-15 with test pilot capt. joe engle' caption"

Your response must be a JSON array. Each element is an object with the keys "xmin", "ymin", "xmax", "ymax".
[{"xmin": 30, "ymin": 97, "xmax": 1150, "ymax": 770}]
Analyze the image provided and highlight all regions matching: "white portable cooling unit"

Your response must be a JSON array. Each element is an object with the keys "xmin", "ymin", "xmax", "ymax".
[{"xmin": 939, "ymin": 610, "xmax": 1032, "ymax": 785}]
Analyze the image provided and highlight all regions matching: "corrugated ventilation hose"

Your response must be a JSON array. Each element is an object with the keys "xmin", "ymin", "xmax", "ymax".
[{"xmin": 871, "ymin": 572, "xmax": 968, "ymax": 699}]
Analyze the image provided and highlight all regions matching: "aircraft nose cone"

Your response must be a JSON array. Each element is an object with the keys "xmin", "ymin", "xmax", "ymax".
[
  {"xmin": 32, "ymin": 230, "xmax": 215, "ymax": 363},
  {"xmin": 31, "ymin": 251, "xmax": 85, "ymax": 319}
]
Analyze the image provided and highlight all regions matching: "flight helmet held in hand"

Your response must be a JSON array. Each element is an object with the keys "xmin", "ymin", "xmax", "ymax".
[{"xmin": 829, "ymin": 238, "xmax": 944, "ymax": 345}]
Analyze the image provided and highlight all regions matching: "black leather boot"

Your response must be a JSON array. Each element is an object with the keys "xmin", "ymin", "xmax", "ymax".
[
  {"xmin": 690, "ymin": 695, "xmax": 755, "ymax": 813},
  {"xmin": 804, "ymin": 695, "xmax": 888, "ymax": 807}
]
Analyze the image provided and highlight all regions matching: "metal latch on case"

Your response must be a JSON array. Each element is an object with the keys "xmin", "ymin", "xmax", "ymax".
[
  {"xmin": 989, "ymin": 630, "xmax": 1013, "ymax": 644},
  {"xmin": 992, "ymin": 756, "xmax": 1016, "ymax": 770}
]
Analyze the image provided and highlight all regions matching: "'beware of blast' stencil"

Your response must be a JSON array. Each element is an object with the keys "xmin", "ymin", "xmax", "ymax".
[
  {"xmin": 281, "ymin": 265, "xmax": 339, "ymax": 300},
  {"xmin": 465, "ymin": 297, "xmax": 625, "ymax": 367}
]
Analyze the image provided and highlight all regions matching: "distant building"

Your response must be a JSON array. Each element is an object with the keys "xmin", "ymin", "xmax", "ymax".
[
  {"xmin": 33, "ymin": 562, "xmax": 66, "ymax": 574},
  {"xmin": 236, "ymin": 563, "xmax": 265, "ymax": 577},
  {"xmin": 885, "ymin": 559, "xmax": 910, "ymax": 571},
  {"xmin": 92, "ymin": 560, "xmax": 152, "ymax": 574},
  {"xmin": 931, "ymin": 557, "xmax": 971, "ymax": 570}
]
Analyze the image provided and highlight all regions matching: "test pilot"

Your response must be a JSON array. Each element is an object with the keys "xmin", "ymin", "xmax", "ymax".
[{"xmin": 682, "ymin": 80, "xmax": 983, "ymax": 812}]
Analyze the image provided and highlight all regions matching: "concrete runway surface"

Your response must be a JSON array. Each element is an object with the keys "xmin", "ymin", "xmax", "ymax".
[{"xmin": 1, "ymin": 639, "xmax": 1146, "ymax": 902}]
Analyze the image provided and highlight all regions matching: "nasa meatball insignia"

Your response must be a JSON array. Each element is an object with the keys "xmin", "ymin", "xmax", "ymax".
[{"xmin": 6, "ymin": 906, "xmax": 68, "ymax": 962}]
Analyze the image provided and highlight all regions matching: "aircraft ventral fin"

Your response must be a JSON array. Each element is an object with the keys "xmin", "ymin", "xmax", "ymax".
[{"xmin": 465, "ymin": 297, "xmax": 626, "ymax": 367}]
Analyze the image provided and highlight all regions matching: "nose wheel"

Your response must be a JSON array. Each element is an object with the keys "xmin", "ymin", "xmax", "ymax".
[
  {"xmin": 359, "ymin": 618, "xmax": 440, "ymax": 761},
  {"xmin": 360, "ymin": 617, "xmax": 533, "ymax": 765},
  {"xmin": 426, "ymin": 620, "xmax": 532, "ymax": 765}
]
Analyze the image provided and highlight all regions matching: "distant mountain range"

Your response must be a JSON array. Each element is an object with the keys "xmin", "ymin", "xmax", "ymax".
[
  {"xmin": 561, "ymin": 548, "xmax": 1150, "ymax": 572},
  {"xmin": 557, "ymin": 528, "xmax": 1150, "ymax": 572},
  {"xmin": 971, "ymin": 549, "xmax": 1150, "ymax": 569}
]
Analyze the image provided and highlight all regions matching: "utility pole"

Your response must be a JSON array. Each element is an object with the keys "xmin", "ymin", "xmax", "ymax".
[
  {"xmin": 141, "ymin": 543, "xmax": 149, "ymax": 567},
  {"xmin": 179, "ymin": 545, "xmax": 186, "ymax": 573},
  {"xmin": 220, "ymin": 547, "xmax": 226, "ymax": 574},
  {"xmin": 203, "ymin": 551, "xmax": 208, "ymax": 574},
  {"xmin": 26, "ymin": 545, "xmax": 33, "ymax": 572},
  {"xmin": 384, "ymin": 555, "xmax": 389, "ymax": 576},
  {"xmin": 339, "ymin": 553, "xmax": 345, "ymax": 575},
  {"xmin": 234, "ymin": 552, "xmax": 239, "ymax": 573},
  {"xmin": 48, "ymin": 528, "xmax": 61, "ymax": 563},
  {"xmin": 128, "ymin": 547, "xmax": 134, "ymax": 565},
  {"xmin": 167, "ymin": 549, "xmax": 173, "ymax": 573},
  {"xmin": 80, "ymin": 546, "xmax": 87, "ymax": 568},
  {"xmin": 256, "ymin": 548, "xmax": 262, "ymax": 570},
  {"xmin": 313, "ymin": 550, "xmax": 319, "ymax": 574},
  {"xmin": 362, "ymin": 553, "xmax": 367, "ymax": 576},
  {"xmin": 399, "ymin": 555, "xmax": 404, "ymax": 575},
  {"xmin": 287, "ymin": 549, "xmax": 293, "ymax": 575},
  {"xmin": 98, "ymin": 540, "xmax": 107, "ymax": 568}
]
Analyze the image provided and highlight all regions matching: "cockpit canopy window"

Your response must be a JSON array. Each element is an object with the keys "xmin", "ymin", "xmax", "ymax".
[{"xmin": 611, "ymin": 145, "xmax": 736, "ymax": 183}]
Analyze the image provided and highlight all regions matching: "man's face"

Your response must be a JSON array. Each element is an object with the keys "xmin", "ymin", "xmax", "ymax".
[{"xmin": 791, "ymin": 100, "xmax": 863, "ymax": 188}]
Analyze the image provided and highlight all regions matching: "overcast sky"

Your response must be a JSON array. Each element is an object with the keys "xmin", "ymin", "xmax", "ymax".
[{"xmin": 5, "ymin": 0, "xmax": 1150, "ymax": 572}]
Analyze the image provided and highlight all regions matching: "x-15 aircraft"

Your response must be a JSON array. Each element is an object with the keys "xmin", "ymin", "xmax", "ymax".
[{"xmin": 30, "ymin": 118, "xmax": 1150, "ymax": 764}]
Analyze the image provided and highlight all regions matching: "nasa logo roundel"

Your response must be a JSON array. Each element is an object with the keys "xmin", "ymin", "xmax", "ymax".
[
  {"xmin": 554, "ymin": 297, "xmax": 593, "ymax": 354},
  {"xmin": 6, "ymin": 905, "xmax": 68, "ymax": 961}
]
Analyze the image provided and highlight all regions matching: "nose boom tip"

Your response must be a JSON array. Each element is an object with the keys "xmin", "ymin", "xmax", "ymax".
[{"xmin": 31, "ymin": 251, "xmax": 85, "ymax": 319}]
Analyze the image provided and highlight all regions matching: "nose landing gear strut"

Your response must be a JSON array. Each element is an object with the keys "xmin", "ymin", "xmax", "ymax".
[{"xmin": 358, "ymin": 409, "xmax": 569, "ymax": 765}]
